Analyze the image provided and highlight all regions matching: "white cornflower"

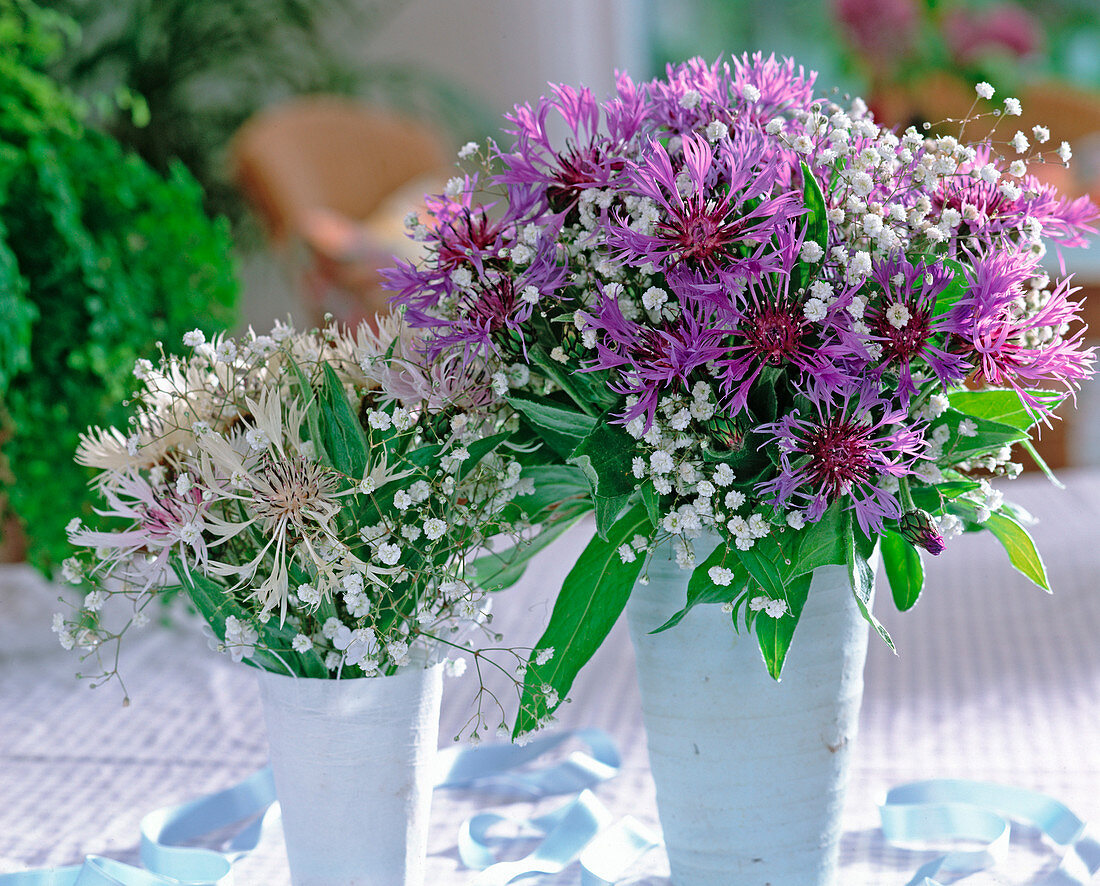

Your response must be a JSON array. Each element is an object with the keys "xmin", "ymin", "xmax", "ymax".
[
  {"xmin": 292, "ymin": 634, "xmax": 312, "ymax": 654},
  {"xmin": 958, "ymin": 418, "xmax": 978, "ymax": 438},
  {"xmin": 886, "ymin": 303, "xmax": 911, "ymax": 329},
  {"xmin": 183, "ymin": 329, "xmax": 206, "ymax": 348},
  {"xmin": 245, "ymin": 427, "xmax": 270, "ymax": 451},
  {"xmin": 423, "ymin": 518, "xmax": 446, "ymax": 541},
  {"xmin": 458, "ymin": 140, "xmax": 479, "ymax": 159},
  {"xmin": 1003, "ymin": 97, "xmax": 1022, "ymax": 116},
  {"xmin": 709, "ymin": 566, "xmax": 735, "ymax": 586},
  {"xmin": 975, "ymin": 82, "xmax": 995, "ymax": 100}
]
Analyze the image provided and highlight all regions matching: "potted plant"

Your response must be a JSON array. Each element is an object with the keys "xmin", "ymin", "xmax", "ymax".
[{"xmin": 384, "ymin": 54, "xmax": 1096, "ymax": 884}]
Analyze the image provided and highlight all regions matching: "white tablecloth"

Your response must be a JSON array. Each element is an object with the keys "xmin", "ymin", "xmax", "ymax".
[{"xmin": 2, "ymin": 471, "xmax": 1099, "ymax": 884}]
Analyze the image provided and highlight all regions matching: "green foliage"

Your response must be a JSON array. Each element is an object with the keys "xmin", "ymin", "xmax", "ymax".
[
  {"xmin": 567, "ymin": 415, "xmax": 638, "ymax": 540},
  {"xmin": 652, "ymin": 543, "xmax": 748, "ymax": 634},
  {"xmin": 515, "ymin": 503, "xmax": 650, "ymax": 737},
  {"xmin": 0, "ymin": 0, "xmax": 238, "ymax": 572},
  {"xmin": 880, "ymin": 530, "xmax": 924, "ymax": 611}
]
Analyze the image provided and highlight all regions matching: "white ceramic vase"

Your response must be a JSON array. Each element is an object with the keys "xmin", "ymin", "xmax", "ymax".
[
  {"xmin": 625, "ymin": 537, "xmax": 872, "ymax": 886},
  {"xmin": 256, "ymin": 664, "xmax": 444, "ymax": 886}
]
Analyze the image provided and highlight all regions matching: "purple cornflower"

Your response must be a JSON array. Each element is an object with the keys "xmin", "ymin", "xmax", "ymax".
[
  {"xmin": 580, "ymin": 292, "xmax": 729, "ymax": 429},
  {"xmin": 865, "ymin": 254, "xmax": 971, "ymax": 400},
  {"xmin": 730, "ymin": 52, "xmax": 817, "ymax": 123},
  {"xmin": 958, "ymin": 250, "xmax": 1096, "ymax": 414},
  {"xmin": 497, "ymin": 81, "xmax": 644, "ymax": 216},
  {"xmin": 712, "ymin": 228, "xmax": 850, "ymax": 414},
  {"xmin": 610, "ymin": 131, "xmax": 800, "ymax": 278},
  {"xmin": 757, "ymin": 383, "xmax": 927, "ymax": 536},
  {"xmin": 647, "ymin": 57, "xmax": 733, "ymax": 133}
]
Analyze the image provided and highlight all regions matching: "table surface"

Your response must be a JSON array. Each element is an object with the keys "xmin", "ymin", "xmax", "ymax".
[{"xmin": 1, "ymin": 471, "xmax": 1099, "ymax": 885}]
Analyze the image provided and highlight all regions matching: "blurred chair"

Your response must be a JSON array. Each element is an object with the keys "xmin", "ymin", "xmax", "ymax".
[{"xmin": 231, "ymin": 97, "xmax": 451, "ymax": 326}]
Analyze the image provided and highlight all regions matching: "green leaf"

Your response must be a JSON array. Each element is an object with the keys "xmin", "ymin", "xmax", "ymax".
[
  {"xmin": 800, "ymin": 162, "xmax": 829, "ymax": 253},
  {"xmin": 845, "ymin": 520, "xmax": 895, "ymax": 652},
  {"xmin": 984, "ymin": 509, "xmax": 1051, "ymax": 591},
  {"xmin": 790, "ymin": 501, "xmax": 847, "ymax": 576},
  {"xmin": 568, "ymin": 417, "xmax": 639, "ymax": 540},
  {"xmin": 754, "ymin": 571, "xmax": 812, "ymax": 680},
  {"xmin": 931, "ymin": 257, "xmax": 969, "ymax": 318},
  {"xmin": 651, "ymin": 543, "xmax": 748, "ymax": 634},
  {"xmin": 171, "ymin": 558, "xmax": 327, "ymax": 678},
  {"xmin": 507, "ymin": 394, "xmax": 598, "ymax": 459},
  {"xmin": 932, "ymin": 409, "xmax": 1027, "ymax": 464},
  {"xmin": 734, "ymin": 538, "xmax": 789, "ymax": 598},
  {"xmin": 880, "ymin": 530, "xmax": 924, "ymax": 611},
  {"xmin": 510, "ymin": 464, "xmax": 592, "ymax": 522},
  {"xmin": 317, "ymin": 363, "xmax": 368, "ymax": 478},
  {"xmin": 514, "ymin": 504, "xmax": 650, "ymax": 737},
  {"xmin": 641, "ymin": 483, "xmax": 662, "ymax": 529},
  {"xmin": 949, "ymin": 388, "xmax": 1060, "ymax": 432}
]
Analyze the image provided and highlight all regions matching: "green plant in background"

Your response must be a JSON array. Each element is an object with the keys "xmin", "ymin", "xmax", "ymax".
[
  {"xmin": 41, "ymin": 0, "xmax": 497, "ymax": 234},
  {"xmin": 0, "ymin": 0, "xmax": 238, "ymax": 574}
]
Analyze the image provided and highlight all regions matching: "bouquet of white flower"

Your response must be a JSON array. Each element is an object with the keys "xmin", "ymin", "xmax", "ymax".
[{"xmin": 56, "ymin": 316, "xmax": 537, "ymax": 696}]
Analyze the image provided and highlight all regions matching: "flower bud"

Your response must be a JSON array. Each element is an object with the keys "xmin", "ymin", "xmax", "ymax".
[{"xmin": 899, "ymin": 508, "xmax": 945, "ymax": 555}]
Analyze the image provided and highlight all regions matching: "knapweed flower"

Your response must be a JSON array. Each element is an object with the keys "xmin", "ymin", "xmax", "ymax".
[{"xmin": 757, "ymin": 383, "xmax": 927, "ymax": 535}]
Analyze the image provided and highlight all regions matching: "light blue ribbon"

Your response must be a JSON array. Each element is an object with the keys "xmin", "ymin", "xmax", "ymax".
[
  {"xmin": 881, "ymin": 779, "xmax": 1100, "ymax": 885},
  {"xmin": 1, "ymin": 729, "xmax": 648, "ymax": 885}
]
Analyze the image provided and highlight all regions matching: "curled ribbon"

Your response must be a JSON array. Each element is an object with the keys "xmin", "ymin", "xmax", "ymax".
[
  {"xmin": 881, "ymin": 779, "xmax": 1100, "ymax": 885},
  {"xmin": 0, "ymin": 729, "xmax": 654, "ymax": 885}
]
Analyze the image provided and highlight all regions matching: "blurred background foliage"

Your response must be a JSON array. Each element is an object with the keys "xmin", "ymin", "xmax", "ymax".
[{"xmin": 0, "ymin": 0, "xmax": 238, "ymax": 572}]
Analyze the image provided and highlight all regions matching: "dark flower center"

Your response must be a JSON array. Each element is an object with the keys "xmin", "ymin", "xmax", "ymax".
[
  {"xmin": 742, "ymin": 301, "xmax": 805, "ymax": 365},
  {"xmin": 667, "ymin": 205, "xmax": 743, "ymax": 266},
  {"xmin": 802, "ymin": 419, "xmax": 873, "ymax": 499}
]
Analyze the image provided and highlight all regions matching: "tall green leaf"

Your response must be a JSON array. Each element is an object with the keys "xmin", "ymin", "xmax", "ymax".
[
  {"xmin": 845, "ymin": 521, "xmax": 895, "ymax": 652},
  {"xmin": 755, "ymin": 570, "xmax": 813, "ymax": 680},
  {"xmin": 790, "ymin": 502, "xmax": 847, "ymax": 576},
  {"xmin": 880, "ymin": 530, "xmax": 924, "ymax": 611},
  {"xmin": 568, "ymin": 417, "xmax": 639, "ymax": 539},
  {"xmin": 514, "ymin": 505, "xmax": 650, "ymax": 737},
  {"xmin": 651, "ymin": 543, "xmax": 748, "ymax": 634},
  {"xmin": 985, "ymin": 509, "xmax": 1051, "ymax": 591},
  {"xmin": 317, "ymin": 363, "xmax": 368, "ymax": 478},
  {"xmin": 949, "ymin": 388, "xmax": 1059, "ymax": 431},
  {"xmin": 507, "ymin": 394, "xmax": 598, "ymax": 459}
]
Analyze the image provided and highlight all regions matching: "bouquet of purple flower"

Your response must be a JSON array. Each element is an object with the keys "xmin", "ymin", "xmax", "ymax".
[{"xmin": 385, "ymin": 55, "xmax": 1097, "ymax": 736}]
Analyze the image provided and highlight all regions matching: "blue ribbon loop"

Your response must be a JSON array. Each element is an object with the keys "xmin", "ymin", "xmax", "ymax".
[
  {"xmin": 881, "ymin": 779, "xmax": 1100, "ymax": 885},
  {"xmin": 1, "ymin": 728, "xmax": 643, "ymax": 885}
]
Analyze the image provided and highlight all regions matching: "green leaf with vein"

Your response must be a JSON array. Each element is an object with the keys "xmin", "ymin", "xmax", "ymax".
[
  {"xmin": 790, "ymin": 501, "xmax": 847, "ymax": 575},
  {"xmin": 317, "ymin": 363, "xmax": 368, "ymax": 478},
  {"xmin": 932, "ymin": 409, "xmax": 1027, "ymax": 464},
  {"xmin": 171, "ymin": 557, "xmax": 327, "ymax": 678},
  {"xmin": 881, "ymin": 530, "xmax": 924, "ymax": 611},
  {"xmin": 514, "ymin": 504, "xmax": 650, "ymax": 737},
  {"xmin": 845, "ymin": 520, "xmax": 894, "ymax": 653},
  {"xmin": 755, "ymin": 570, "xmax": 812, "ymax": 680},
  {"xmin": 949, "ymin": 388, "xmax": 1061, "ymax": 431},
  {"xmin": 507, "ymin": 394, "xmax": 598, "ymax": 459},
  {"xmin": 985, "ymin": 509, "xmax": 1051, "ymax": 591},
  {"xmin": 651, "ymin": 543, "xmax": 748, "ymax": 634},
  {"xmin": 568, "ymin": 417, "xmax": 638, "ymax": 540},
  {"xmin": 509, "ymin": 464, "xmax": 592, "ymax": 523}
]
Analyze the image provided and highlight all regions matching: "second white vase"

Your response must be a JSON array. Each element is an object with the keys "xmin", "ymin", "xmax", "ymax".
[
  {"xmin": 256, "ymin": 664, "xmax": 444, "ymax": 886},
  {"xmin": 626, "ymin": 536, "xmax": 872, "ymax": 886}
]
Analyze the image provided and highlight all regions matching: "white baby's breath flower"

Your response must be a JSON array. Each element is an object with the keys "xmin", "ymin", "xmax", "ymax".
[
  {"xmin": 423, "ymin": 518, "xmax": 446, "ymax": 541},
  {"xmin": 975, "ymin": 82, "xmax": 995, "ymax": 100},
  {"xmin": 183, "ymin": 329, "xmax": 206, "ymax": 348},
  {"xmin": 708, "ymin": 566, "xmax": 734, "ymax": 586}
]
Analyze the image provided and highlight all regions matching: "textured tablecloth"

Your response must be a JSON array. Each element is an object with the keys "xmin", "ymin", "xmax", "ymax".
[{"xmin": 1, "ymin": 471, "xmax": 1099, "ymax": 884}]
